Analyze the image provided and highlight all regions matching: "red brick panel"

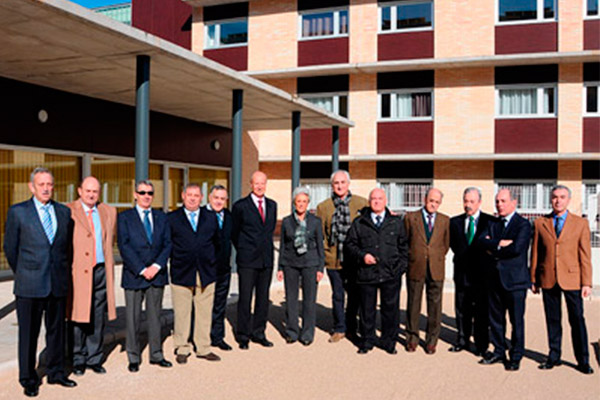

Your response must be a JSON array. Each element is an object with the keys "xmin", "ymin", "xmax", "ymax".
[
  {"xmin": 298, "ymin": 37, "xmax": 349, "ymax": 66},
  {"xmin": 377, "ymin": 121, "xmax": 433, "ymax": 154},
  {"xmin": 584, "ymin": 20, "xmax": 600, "ymax": 50},
  {"xmin": 301, "ymin": 128, "xmax": 349, "ymax": 155},
  {"xmin": 583, "ymin": 117, "xmax": 600, "ymax": 152},
  {"xmin": 495, "ymin": 118, "xmax": 557, "ymax": 153},
  {"xmin": 495, "ymin": 23, "xmax": 557, "ymax": 54},
  {"xmin": 132, "ymin": 0, "xmax": 191, "ymax": 49},
  {"xmin": 204, "ymin": 46, "xmax": 248, "ymax": 71},
  {"xmin": 377, "ymin": 31, "xmax": 434, "ymax": 61}
]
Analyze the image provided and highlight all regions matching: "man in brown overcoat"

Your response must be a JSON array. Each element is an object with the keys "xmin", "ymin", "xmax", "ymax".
[
  {"xmin": 404, "ymin": 188, "xmax": 450, "ymax": 354},
  {"xmin": 68, "ymin": 176, "xmax": 117, "ymax": 376}
]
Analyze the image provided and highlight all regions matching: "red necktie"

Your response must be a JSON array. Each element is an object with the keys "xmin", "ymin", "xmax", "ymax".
[{"xmin": 258, "ymin": 199, "xmax": 265, "ymax": 223}]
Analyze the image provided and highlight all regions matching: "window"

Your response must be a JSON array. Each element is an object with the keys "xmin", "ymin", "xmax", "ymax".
[
  {"xmin": 378, "ymin": 181, "xmax": 431, "ymax": 211},
  {"xmin": 584, "ymin": 83, "xmax": 599, "ymax": 115},
  {"xmin": 205, "ymin": 19, "xmax": 248, "ymax": 49},
  {"xmin": 496, "ymin": 85, "xmax": 556, "ymax": 117},
  {"xmin": 379, "ymin": 89, "xmax": 432, "ymax": 120},
  {"xmin": 588, "ymin": 0, "xmax": 599, "ymax": 17},
  {"xmin": 301, "ymin": 93, "xmax": 348, "ymax": 117},
  {"xmin": 497, "ymin": 0, "xmax": 555, "ymax": 23},
  {"xmin": 299, "ymin": 8, "xmax": 348, "ymax": 39},
  {"xmin": 379, "ymin": 0, "xmax": 433, "ymax": 32},
  {"xmin": 496, "ymin": 182, "xmax": 553, "ymax": 218},
  {"xmin": 300, "ymin": 180, "xmax": 332, "ymax": 210}
]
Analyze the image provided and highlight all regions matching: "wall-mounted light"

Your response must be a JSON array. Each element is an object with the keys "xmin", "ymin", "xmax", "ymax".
[
  {"xmin": 211, "ymin": 139, "xmax": 221, "ymax": 151},
  {"xmin": 38, "ymin": 109, "xmax": 48, "ymax": 123}
]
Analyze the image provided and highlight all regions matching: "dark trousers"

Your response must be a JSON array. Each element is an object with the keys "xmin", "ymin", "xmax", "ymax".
[
  {"xmin": 283, "ymin": 266, "xmax": 318, "ymax": 342},
  {"xmin": 236, "ymin": 267, "xmax": 272, "ymax": 342},
  {"xmin": 73, "ymin": 264, "xmax": 106, "ymax": 367},
  {"xmin": 542, "ymin": 284, "xmax": 590, "ymax": 366},
  {"xmin": 16, "ymin": 295, "xmax": 66, "ymax": 387},
  {"xmin": 488, "ymin": 277, "xmax": 526, "ymax": 362},
  {"xmin": 359, "ymin": 277, "xmax": 400, "ymax": 351},
  {"xmin": 454, "ymin": 283, "xmax": 489, "ymax": 353},
  {"xmin": 326, "ymin": 268, "xmax": 360, "ymax": 334},
  {"xmin": 210, "ymin": 271, "xmax": 231, "ymax": 345},
  {"xmin": 406, "ymin": 269, "xmax": 443, "ymax": 347},
  {"xmin": 124, "ymin": 286, "xmax": 164, "ymax": 364}
]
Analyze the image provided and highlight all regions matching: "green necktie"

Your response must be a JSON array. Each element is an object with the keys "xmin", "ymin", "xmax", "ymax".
[{"xmin": 467, "ymin": 216, "xmax": 475, "ymax": 245}]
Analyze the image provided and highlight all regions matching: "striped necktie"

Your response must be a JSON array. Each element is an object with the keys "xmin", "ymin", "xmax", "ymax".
[
  {"xmin": 42, "ymin": 204, "xmax": 55, "ymax": 244},
  {"xmin": 216, "ymin": 212, "xmax": 224, "ymax": 229},
  {"xmin": 143, "ymin": 210, "xmax": 153, "ymax": 243}
]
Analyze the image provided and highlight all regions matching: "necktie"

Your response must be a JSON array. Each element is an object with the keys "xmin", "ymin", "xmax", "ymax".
[
  {"xmin": 42, "ymin": 204, "xmax": 55, "ymax": 244},
  {"xmin": 143, "ymin": 210, "xmax": 152, "ymax": 244},
  {"xmin": 87, "ymin": 209, "xmax": 96, "ymax": 263},
  {"xmin": 427, "ymin": 214, "xmax": 433, "ymax": 232},
  {"xmin": 258, "ymin": 199, "xmax": 265, "ymax": 223},
  {"xmin": 375, "ymin": 215, "xmax": 382, "ymax": 228},
  {"xmin": 467, "ymin": 216, "xmax": 475, "ymax": 245},
  {"xmin": 554, "ymin": 216, "xmax": 562, "ymax": 238},
  {"xmin": 189, "ymin": 211, "xmax": 197, "ymax": 232},
  {"xmin": 216, "ymin": 212, "xmax": 224, "ymax": 229}
]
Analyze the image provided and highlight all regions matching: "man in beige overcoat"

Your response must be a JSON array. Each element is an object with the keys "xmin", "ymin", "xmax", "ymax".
[
  {"xmin": 67, "ymin": 176, "xmax": 117, "ymax": 376},
  {"xmin": 404, "ymin": 188, "xmax": 450, "ymax": 354}
]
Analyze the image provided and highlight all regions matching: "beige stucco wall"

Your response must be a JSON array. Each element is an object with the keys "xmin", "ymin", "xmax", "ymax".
[{"xmin": 558, "ymin": 63, "xmax": 583, "ymax": 153}]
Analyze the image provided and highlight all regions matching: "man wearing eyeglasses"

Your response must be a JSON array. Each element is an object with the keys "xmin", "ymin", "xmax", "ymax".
[{"xmin": 117, "ymin": 180, "xmax": 172, "ymax": 373}]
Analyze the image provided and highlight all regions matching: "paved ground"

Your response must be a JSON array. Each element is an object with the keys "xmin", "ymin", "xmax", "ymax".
[{"xmin": 0, "ymin": 272, "xmax": 598, "ymax": 400}]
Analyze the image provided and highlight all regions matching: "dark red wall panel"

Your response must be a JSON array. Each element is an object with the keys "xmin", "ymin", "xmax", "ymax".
[
  {"xmin": 298, "ymin": 37, "xmax": 349, "ymax": 66},
  {"xmin": 495, "ymin": 23, "xmax": 557, "ymax": 54},
  {"xmin": 377, "ymin": 121, "xmax": 433, "ymax": 154},
  {"xmin": 584, "ymin": 20, "xmax": 600, "ymax": 50},
  {"xmin": 583, "ymin": 117, "xmax": 600, "ymax": 152},
  {"xmin": 132, "ymin": 0, "xmax": 192, "ymax": 50},
  {"xmin": 301, "ymin": 128, "xmax": 349, "ymax": 155},
  {"xmin": 495, "ymin": 119, "xmax": 557, "ymax": 153},
  {"xmin": 378, "ymin": 31, "xmax": 434, "ymax": 61},
  {"xmin": 204, "ymin": 46, "xmax": 248, "ymax": 71}
]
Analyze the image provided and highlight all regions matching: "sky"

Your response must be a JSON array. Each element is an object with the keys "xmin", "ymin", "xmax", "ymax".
[{"xmin": 70, "ymin": 0, "xmax": 129, "ymax": 8}]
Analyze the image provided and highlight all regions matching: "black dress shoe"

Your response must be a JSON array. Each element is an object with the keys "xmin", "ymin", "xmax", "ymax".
[
  {"xmin": 128, "ymin": 362, "xmax": 139, "ymax": 372},
  {"xmin": 150, "ymin": 359, "xmax": 173, "ymax": 368},
  {"xmin": 88, "ymin": 364, "xmax": 106, "ymax": 374},
  {"xmin": 285, "ymin": 336, "xmax": 297, "ymax": 344},
  {"xmin": 251, "ymin": 337, "xmax": 274, "ymax": 347},
  {"xmin": 197, "ymin": 352, "xmax": 221, "ymax": 361},
  {"xmin": 23, "ymin": 383, "xmax": 39, "ymax": 397},
  {"xmin": 385, "ymin": 347, "xmax": 398, "ymax": 355},
  {"xmin": 448, "ymin": 344, "xmax": 465, "ymax": 353},
  {"xmin": 239, "ymin": 341, "xmax": 249, "ymax": 350},
  {"xmin": 73, "ymin": 364, "xmax": 85, "ymax": 376},
  {"xmin": 577, "ymin": 364, "xmax": 594, "ymax": 375},
  {"xmin": 479, "ymin": 354, "xmax": 506, "ymax": 365},
  {"xmin": 212, "ymin": 341, "xmax": 233, "ymax": 351},
  {"xmin": 299, "ymin": 339, "xmax": 312, "ymax": 346},
  {"xmin": 357, "ymin": 347, "xmax": 371, "ymax": 354},
  {"xmin": 47, "ymin": 377, "xmax": 77, "ymax": 388},
  {"xmin": 538, "ymin": 359, "xmax": 561, "ymax": 370},
  {"xmin": 505, "ymin": 361, "xmax": 520, "ymax": 371}
]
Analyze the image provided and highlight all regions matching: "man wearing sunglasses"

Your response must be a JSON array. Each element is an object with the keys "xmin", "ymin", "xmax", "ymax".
[{"xmin": 118, "ymin": 180, "xmax": 172, "ymax": 372}]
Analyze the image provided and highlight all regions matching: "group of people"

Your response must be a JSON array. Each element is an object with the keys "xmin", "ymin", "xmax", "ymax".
[{"xmin": 3, "ymin": 167, "xmax": 595, "ymax": 397}]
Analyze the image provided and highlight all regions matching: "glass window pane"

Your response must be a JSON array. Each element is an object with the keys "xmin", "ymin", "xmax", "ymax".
[
  {"xmin": 207, "ymin": 24, "xmax": 217, "ymax": 48},
  {"xmin": 339, "ymin": 10, "xmax": 349, "ymax": 34},
  {"xmin": 412, "ymin": 92, "xmax": 432, "ymax": 117},
  {"xmin": 543, "ymin": 0, "xmax": 555, "ymax": 18},
  {"xmin": 381, "ymin": 6, "xmax": 392, "ymax": 30},
  {"xmin": 338, "ymin": 95, "xmax": 348, "ymax": 118},
  {"xmin": 499, "ymin": 88, "xmax": 537, "ymax": 115},
  {"xmin": 499, "ymin": 0, "xmax": 537, "ymax": 22},
  {"xmin": 302, "ymin": 12, "xmax": 334, "ymax": 37},
  {"xmin": 397, "ymin": 2, "xmax": 432, "ymax": 29},
  {"xmin": 396, "ymin": 93, "xmax": 412, "ymax": 118},
  {"xmin": 306, "ymin": 96, "xmax": 334, "ymax": 113},
  {"xmin": 588, "ymin": 0, "xmax": 599, "ymax": 16},
  {"xmin": 189, "ymin": 168, "xmax": 229, "ymax": 207},
  {"xmin": 543, "ymin": 87, "xmax": 554, "ymax": 114},
  {"xmin": 587, "ymin": 86, "xmax": 598, "ymax": 113},
  {"xmin": 381, "ymin": 93, "xmax": 391, "ymax": 118},
  {"xmin": 220, "ymin": 20, "xmax": 247, "ymax": 45}
]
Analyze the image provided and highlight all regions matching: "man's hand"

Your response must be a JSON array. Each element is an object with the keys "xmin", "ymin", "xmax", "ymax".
[
  {"xmin": 498, "ymin": 239, "xmax": 513, "ymax": 248},
  {"xmin": 364, "ymin": 254, "xmax": 377, "ymax": 265},
  {"xmin": 582, "ymin": 286, "xmax": 592, "ymax": 298},
  {"xmin": 316, "ymin": 271, "xmax": 324, "ymax": 282},
  {"xmin": 277, "ymin": 270, "xmax": 283, "ymax": 282},
  {"xmin": 143, "ymin": 265, "xmax": 159, "ymax": 280},
  {"xmin": 531, "ymin": 284, "xmax": 539, "ymax": 294}
]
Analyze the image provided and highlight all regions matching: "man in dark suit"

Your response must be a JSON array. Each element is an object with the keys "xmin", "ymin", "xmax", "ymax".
[
  {"xmin": 531, "ymin": 185, "xmax": 594, "ymax": 374},
  {"xmin": 231, "ymin": 171, "xmax": 277, "ymax": 349},
  {"xmin": 168, "ymin": 183, "xmax": 220, "ymax": 364},
  {"xmin": 208, "ymin": 185, "xmax": 234, "ymax": 351},
  {"xmin": 117, "ymin": 180, "xmax": 172, "ymax": 372},
  {"xmin": 478, "ymin": 188, "xmax": 531, "ymax": 371},
  {"xmin": 4, "ymin": 167, "xmax": 76, "ymax": 397},
  {"xmin": 449, "ymin": 187, "xmax": 494, "ymax": 356}
]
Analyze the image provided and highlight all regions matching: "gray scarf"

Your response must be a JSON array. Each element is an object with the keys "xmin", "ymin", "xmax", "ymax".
[
  {"xmin": 293, "ymin": 212, "xmax": 308, "ymax": 255},
  {"xmin": 330, "ymin": 192, "xmax": 352, "ymax": 262}
]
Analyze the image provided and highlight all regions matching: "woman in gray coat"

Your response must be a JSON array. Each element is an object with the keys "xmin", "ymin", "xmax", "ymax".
[{"xmin": 277, "ymin": 187, "xmax": 325, "ymax": 345}]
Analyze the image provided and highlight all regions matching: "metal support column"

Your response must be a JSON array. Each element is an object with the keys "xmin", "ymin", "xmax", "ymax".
[
  {"xmin": 291, "ymin": 111, "xmax": 301, "ymax": 191},
  {"xmin": 135, "ymin": 55, "xmax": 150, "ymax": 183},
  {"xmin": 231, "ymin": 89, "xmax": 243, "ymax": 203},
  {"xmin": 82, "ymin": 153, "xmax": 92, "ymax": 179},
  {"xmin": 162, "ymin": 164, "xmax": 169, "ymax": 213},
  {"xmin": 331, "ymin": 125, "xmax": 340, "ymax": 173}
]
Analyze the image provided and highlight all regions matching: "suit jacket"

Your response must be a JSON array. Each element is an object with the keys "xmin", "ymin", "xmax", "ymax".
[
  {"xmin": 479, "ymin": 213, "xmax": 531, "ymax": 291},
  {"xmin": 315, "ymin": 194, "xmax": 368, "ymax": 270},
  {"xmin": 4, "ymin": 198, "xmax": 73, "ymax": 298},
  {"xmin": 530, "ymin": 212, "xmax": 592, "ymax": 291},
  {"xmin": 278, "ymin": 212, "xmax": 325, "ymax": 272},
  {"xmin": 211, "ymin": 208, "xmax": 233, "ymax": 276},
  {"xmin": 404, "ymin": 209, "xmax": 450, "ymax": 281},
  {"xmin": 450, "ymin": 212, "xmax": 496, "ymax": 288},
  {"xmin": 117, "ymin": 207, "xmax": 171, "ymax": 290},
  {"xmin": 231, "ymin": 195, "xmax": 277, "ymax": 269},
  {"xmin": 68, "ymin": 200, "xmax": 117, "ymax": 322},
  {"xmin": 168, "ymin": 206, "xmax": 219, "ymax": 287}
]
